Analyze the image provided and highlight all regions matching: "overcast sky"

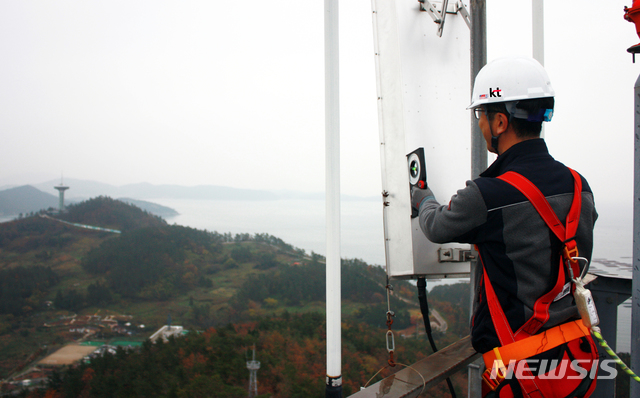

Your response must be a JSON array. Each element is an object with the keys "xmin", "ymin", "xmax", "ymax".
[{"xmin": 0, "ymin": 1, "xmax": 638, "ymax": 215}]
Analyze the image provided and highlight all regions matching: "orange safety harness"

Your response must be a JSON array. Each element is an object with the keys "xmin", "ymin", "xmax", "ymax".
[{"xmin": 480, "ymin": 169, "xmax": 598, "ymax": 397}]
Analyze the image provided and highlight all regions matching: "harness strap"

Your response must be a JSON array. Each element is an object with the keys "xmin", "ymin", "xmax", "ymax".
[
  {"xmin": 482, "ymin": 264, "xmax": 547, "ymax": 397},
  {"xmin": 498, "ymin": 169, "xmax": 583, "ymax": 282},
  {"xmin": 480, "ymin": 169, "xmax": 585, "ymax": 397},
  {"xmin": 482, "ymin": 320, "xmax": 591, "ymax": 370},
  {"xmin": 481, "ymin": 264, "xmax": 514, "ymax": 345},
  {"xmin": 496, "ymin": 169, "xmax": 583, "ymax": 339}
]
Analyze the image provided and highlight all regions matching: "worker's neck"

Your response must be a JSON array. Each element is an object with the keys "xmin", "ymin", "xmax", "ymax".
[{"xmin": 497, "ymin": 132, "xmax": 539, "ymax": 155}]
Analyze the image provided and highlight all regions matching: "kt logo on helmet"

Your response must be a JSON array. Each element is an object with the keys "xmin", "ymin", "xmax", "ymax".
[{"xmin": 489, "ymin": 87, "xmax": 502, "ymax": 98}]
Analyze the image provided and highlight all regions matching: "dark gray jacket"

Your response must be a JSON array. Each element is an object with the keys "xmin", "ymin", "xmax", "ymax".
[{"xmin": 417, "ymin": 139, "xmax": 597, "ymax": 353}]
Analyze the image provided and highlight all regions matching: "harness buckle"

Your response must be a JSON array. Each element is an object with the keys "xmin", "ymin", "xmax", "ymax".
[
  {"xmin": 563, "ymin": 241, "xmax": 579, "ymax": 264},
  {"xmin": 482, "ymin": 366, "xmax": 506, "ymax": 391},
  {"xmin": 482, "ymin": 348, "xmax": 507, "ymax": 391}
]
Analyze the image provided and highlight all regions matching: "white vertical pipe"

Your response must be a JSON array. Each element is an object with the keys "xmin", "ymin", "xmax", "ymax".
[
  {"xmin": 532, "ymin": 0, "xmax": 545, "ymax": 139},
  {"xmin": 324, "ymin": 0, "xmax": 342, "ymax": 391},
  {"xmin": 532, "ymin": 0, "xmax": 544, "ymax": 65}
]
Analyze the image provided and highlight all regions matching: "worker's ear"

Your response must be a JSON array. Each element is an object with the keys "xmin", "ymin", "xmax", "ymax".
[{"xmin": 492, "ymin": 112, "xmax": 510, "ymax": 136}]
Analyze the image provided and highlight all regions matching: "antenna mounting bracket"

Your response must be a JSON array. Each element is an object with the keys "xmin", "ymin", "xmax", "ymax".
[{"xmin": 418, "ymin": 0, "xmax": 471, "ymax": 37}]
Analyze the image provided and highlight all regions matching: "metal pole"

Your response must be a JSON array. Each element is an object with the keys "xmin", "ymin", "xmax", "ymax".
[
  {"xmin": 469, "ymin": 1, "xmax": 486, "ymax": 397},
  {"xmin": 325, "ymin": 0, "xmax": 342, "ymax": 397},
  {"xmin": 630, "ymin": 73, "xmax": 640, "ymax": 398},
  {"xmin": 470, "ymin": 0, "xmax": 487, "ymax": 181}
]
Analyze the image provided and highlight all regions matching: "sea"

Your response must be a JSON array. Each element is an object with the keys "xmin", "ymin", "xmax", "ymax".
[{"xmin": 149, "ymin": 197, "xmax": 634, "ymax": 353}]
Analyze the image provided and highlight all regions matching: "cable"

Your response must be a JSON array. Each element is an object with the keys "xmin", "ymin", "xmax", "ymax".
[
  {"xmin": 417, "ymin": 277, "xmax": 456, "ymax": 398},
  {"xmin": 591, "ymin": 326, "xmax": 640, "ymax": 382},
  {"xmin": 569, "ymin": 258, "xmax": 640, "ymax": 383},
  {"xmin": 363, "ymin": 362, "xmax": 426, "ymax": 396}
]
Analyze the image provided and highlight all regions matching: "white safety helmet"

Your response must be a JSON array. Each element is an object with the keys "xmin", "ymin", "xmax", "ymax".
[{"xmin": 468, "ymin": 56, "xmax": 555, "ymax": 114}]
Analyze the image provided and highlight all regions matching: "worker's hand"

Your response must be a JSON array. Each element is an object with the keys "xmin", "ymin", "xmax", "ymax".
[{"xmin": 411, "ymin": 186, "xmax": 435, "ymax": 214}]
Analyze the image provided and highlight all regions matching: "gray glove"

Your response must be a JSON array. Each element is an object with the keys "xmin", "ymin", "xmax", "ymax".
[{"xmin": 411, "ymin": 186, "xmax": 435, "ymax": 215}]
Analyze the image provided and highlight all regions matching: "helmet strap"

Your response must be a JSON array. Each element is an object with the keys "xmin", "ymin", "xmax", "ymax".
[
  {"xmin": 488, "ymin": 111, "xmax": 509, "ymax": 154},
  {"xmin": 489, "ymin": 121, "xmax": 500, "ymax": 153},
  {"xmin": 491, "ymin": 135, "xmax": 499, "ymax": 153}
]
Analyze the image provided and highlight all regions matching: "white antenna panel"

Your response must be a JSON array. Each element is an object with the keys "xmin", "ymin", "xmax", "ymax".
[{"xmin": 372, "ymin": 0, "xmax": 472, "ymax": 279}]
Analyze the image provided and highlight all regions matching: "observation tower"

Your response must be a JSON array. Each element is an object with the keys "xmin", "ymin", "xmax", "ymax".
[{"xmin": 54, "ymin": 180, "xmax": 69, "ymax": 212}]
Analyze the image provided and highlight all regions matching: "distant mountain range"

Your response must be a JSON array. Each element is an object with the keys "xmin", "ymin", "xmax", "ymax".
[
  {"xmin": 0, "ymin": 185, "xmax": 59, "ymax": 216},
  {"xmin": 0, "ymin": 185, "xmax": 178, "ymax": 220},
  {"xmin": 28, "ymin": 179, "xmax": 289, "ymax": 201},
  {"xmin": 0, "ymin": 178, "xmax": 376, "ymax": 220},
  {"xmin": 3, "ymin": 178, "xmax": 375, "ymax": 202},
  {"xmin": 118, "ymin": 198, "xmax": 179, "ymax": 218}
]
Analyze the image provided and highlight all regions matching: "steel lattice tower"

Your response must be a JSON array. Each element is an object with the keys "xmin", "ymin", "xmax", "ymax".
[{"xmin": 246, "ymin": 345, "xmax": 260, "ymax": 398}]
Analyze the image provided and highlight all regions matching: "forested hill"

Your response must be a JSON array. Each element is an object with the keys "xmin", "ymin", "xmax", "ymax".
[
  {"xmin": 0, "ymin": 197, "xmax": 171, "ymax": 319},
  {"xmin": 0, "ymin": 196, "xmax": 166, "ymax": 261},
  {"xmin": 58, "ymin": 196, "xmax": 167, "ymax": 231},
  {"xmin": 0, "ymin": 197, "xmax": 476, "ymax": 397}
]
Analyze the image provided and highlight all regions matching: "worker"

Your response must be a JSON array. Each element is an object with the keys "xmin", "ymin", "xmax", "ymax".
[{"xmin": 411, "ymin": 56, "xmax": 599, "ymax": 397}]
